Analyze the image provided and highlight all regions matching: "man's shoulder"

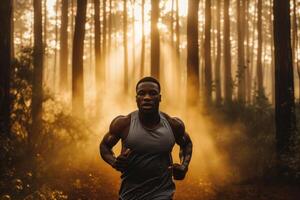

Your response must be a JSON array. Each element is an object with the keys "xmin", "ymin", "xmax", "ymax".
[
  {"xmin": 109, "ymin": 113, "xmax": 132, "ymax": 134},
  {"xmin": 161, "ymin": 112, "xmax": 185, "ymax": 132}
]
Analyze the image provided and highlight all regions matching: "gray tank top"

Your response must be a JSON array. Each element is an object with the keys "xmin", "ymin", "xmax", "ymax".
[{"xmin": 119, "ymin": 111, "xmax": 176, "ymax": 200}]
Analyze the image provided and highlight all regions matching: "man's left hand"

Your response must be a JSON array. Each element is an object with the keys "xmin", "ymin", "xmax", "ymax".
[{"xmin": 169, "ymin": 163, "xmax": 188, "ymax": 180}]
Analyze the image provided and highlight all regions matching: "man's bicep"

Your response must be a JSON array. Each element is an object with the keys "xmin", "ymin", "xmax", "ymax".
[
  {"xmin": 172, "ymin": 117, "xmax": 189, "ymax": 146},
  {"xmin": 102, "ymin": 132, "xmax": 120, "ymax": 148},
  {"xmin": 101, "ymin": 116, "xmax": 124, "ymax": 148}
]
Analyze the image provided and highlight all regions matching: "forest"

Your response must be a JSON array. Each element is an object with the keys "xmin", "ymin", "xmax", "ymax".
[{"xmin": 0, "ymin": 0, "xmax": 300, "ymax": 199}]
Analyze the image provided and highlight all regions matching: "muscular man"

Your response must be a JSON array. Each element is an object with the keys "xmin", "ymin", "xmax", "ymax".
[{"xmin": 100, "ymin": 77, "xmax": 193, "ymax": 200}]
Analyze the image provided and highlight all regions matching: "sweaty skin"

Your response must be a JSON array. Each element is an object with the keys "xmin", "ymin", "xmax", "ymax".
[{"xmin": 100, "ymin": 81, "xmax": 193, "ymax": 180}]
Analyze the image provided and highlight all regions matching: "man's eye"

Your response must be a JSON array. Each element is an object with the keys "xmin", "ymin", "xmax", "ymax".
[{"xmin": 150, "ymin": 91, "xmax": 158, "ymax": 96}]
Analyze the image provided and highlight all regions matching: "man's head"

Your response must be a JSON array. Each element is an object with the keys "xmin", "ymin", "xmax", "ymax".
[{"xmin": 136, "ymin": 77, "xmax": 161, "ymax": 114}]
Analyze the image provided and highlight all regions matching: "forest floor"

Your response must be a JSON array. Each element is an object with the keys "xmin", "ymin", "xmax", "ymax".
[{"xmin": 41, "ymin": 162, "xmax": 300, "ymax": 200}]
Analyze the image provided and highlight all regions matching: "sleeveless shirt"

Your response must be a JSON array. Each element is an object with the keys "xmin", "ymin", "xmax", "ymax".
[{"xmin": 119, "ymin": 111, "xmax": 176, "ymax": 200}]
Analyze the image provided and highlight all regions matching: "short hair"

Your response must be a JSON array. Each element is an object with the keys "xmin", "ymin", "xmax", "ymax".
[{"xmin": 136, "ymin": 76, "xmax": 161, "ymax": 92}]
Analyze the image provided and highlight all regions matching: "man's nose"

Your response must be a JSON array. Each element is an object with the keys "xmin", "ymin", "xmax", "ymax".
[{"xmin": 143, "ymin": 93, "xmax": 151, "ymax": 100}]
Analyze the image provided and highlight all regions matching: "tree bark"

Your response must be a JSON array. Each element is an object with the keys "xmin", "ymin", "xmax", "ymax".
[
  {"xmin": 140, "ymin": 0, "xmax": 145, "ymax": 77},
  {"xmin": 187, "ymin": 0, "xmax": 200, "ymax": 106},
  {"xmin": 123, "ymin": 0, "xmax": 129, "ymax": 93},
  {"xmin": 72, "ymin": 0, "xmax": 87, "ymax": 116},
  {"xmin": 0, "ymin": 0, "xmax": 12, "ymax": 135},
  {"xmin": 237, "ymin": 0, "xmax": 246, "ymax": 103},
  {"xmin": 94, "ymin": 0, "xmax": 102, "ymax": 114},
  {"xmin": 32, "ymin": 0, "xmax": 44, "ymax": 147},
  {"xmin": 151, "ymin": 0, "xmax": 160, "ymax": 80},
  {"xmin": 257, "ymin": 0, "xmax": 264, "ymax": 97},
  {"xmin": 215, "ymin": 0, "xmax": 221, "ymax": 105},
  {"xmin": 60, "ymin": 0, "xmax": 69, "ymax": 92},
  {"xmin": 274, "ymin": 0, "xmax": 296, "ymax": 177},
  {"xmin": 204, "ymin": 0, "xmax": 212, "ymax": 104},
  {"xmin": 223, "ymin": 0, "xmax": 232, "ymax": 105}
]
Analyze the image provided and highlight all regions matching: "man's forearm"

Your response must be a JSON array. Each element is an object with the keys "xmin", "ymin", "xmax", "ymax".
[
  {"xmin": 100, "ymin": 143, "xmax": 116, "ymax": 167},
  {"xmin": 180, "ymin": 141, "xmax": 192, "ymax": 169}
]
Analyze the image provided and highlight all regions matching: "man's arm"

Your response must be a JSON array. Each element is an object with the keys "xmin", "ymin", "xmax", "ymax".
[
  {"xmin": 100, "ymin": 116, "xmax": 130, "ymax": 171},
  {"xmin": 165, "ymin": 114, "xmax": 193, "ymax": 180}
]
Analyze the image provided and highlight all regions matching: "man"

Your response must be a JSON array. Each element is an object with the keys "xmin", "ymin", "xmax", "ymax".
[{"xmin": 100, "ymin": 77, "xmax": 193, "ymax": 200}]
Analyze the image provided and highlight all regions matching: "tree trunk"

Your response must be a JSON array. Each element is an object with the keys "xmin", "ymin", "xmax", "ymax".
[
  {"xmin": 43, "ymin": 0, "xmax": 48, "ymax": 75},
  {"xmin": 0, "ymin": 0, "xmax": 12, "ymax": 135},
  {"xmin": 123, "ymin": 0, "xmax": 129, "ymax": 93},
  {"xmin": 102, "ymin": 0, "xmax": 107, "ymax": 78},
  {"xmin": 237, "ymin": 0, "xmax": 246, "ymax": 103},
  {"xmin": 32, "ymin": 0, "xmax": 44, "ymax": 147},
  {"xmin": 54, "ymin": 0, "xmax": 59, "ymax": 92},
  {"xmin": 204, "ymin": 0, "xmax": 212, "ymax": 104},
  {"xmin": 94, "ymin": 0, "xmax": 102, "ymax": 114},
  {"xmin": 223, "ymin": 0, "xmax": 232, "ymax": 105},
  {"xmin": 171, "ymin": 0, "xmax": 174, "ymax": 46},
  {"xmin": 215, "ymin": 0, "xmax": 221, "ymax": 105},
  {"xmin": 108, "ymin": 0, "xmax": 112, "ymax": 56},
  {"xmin": 131, "ymin": 0, "xmax": 136, "ymax": 79},
  {"xmin": 151, "ymin": 0, "xmax": 160, "ymax": 80},
  {"xmin": 257, "ymin": 0, "xmax": 264, "ymax": 98},
  {"xmin": 273, "ymin": 0, "xmax": 296, "ymax": 177},
  {"xmin": 72, "ymin": 0, "xmax": 87, "ymax": 116},
  {"xmin": 175, "ymin": 0, "xmax": 180, "ymax": 57},
  {"xmin": 187, "ymin": 0, "xmax": 200, "ymax": 106},
  {"xmin": 60, "ymin": 0, "xmax": 69, "ymax": 92},
  {"xmin": 140, "ymin": 0, "xmax": 145, "ymax": 77}
]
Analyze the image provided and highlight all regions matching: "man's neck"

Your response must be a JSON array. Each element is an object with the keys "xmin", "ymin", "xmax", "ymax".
[{"xmin": 138, "ymin": 110, "xmax": 160, "ymax": 128}]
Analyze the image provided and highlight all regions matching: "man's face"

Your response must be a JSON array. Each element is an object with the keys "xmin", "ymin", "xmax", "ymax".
[{"xmin": 136, "ymin": 82, "xmax": 161, "ymax": 113}]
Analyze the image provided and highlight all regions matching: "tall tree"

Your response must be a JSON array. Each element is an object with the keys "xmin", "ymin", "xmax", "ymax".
[
  {"xmin": 175, "ymin": 0, "xmax": 180, "ymax": 57},
  {"xmin": 237, "ymin": 0, "xmax": 246, "ymax": 103},
  {"xmin": 94, "ymin": 0, "xmax": 102, "ymax": 113},
  {"xmin": 223, "ymin": 0, "xmax": 232, "ymax": 105},
  {"xmin": 171, "ymin": 0, "xmax": 174, "ymax": 46},
  {"xmin": 72, "ymin": 0, "xmax": 87, "ymax": 116},
  {"xmin": 187, "ymin": 0, "xmax": 200, "ymax": 105},
  {"xmin": 140, "ymin": 0, "xmax": 145, "ymax": 77},
  {"xmin": 0, "ymin": 0, "xmax": 12, "ymax": 134},
  {"xmin": 273, "ymin": 0, "xmax": 296, "ymax": 176},
  {"xmin": 60, "ymin": 0, "xmax": 69, "ymax": 92},
  {"xmin": 108, "ymin": 0, "xmax": 112, "ymax": 55},
  {"xmin": 123, "ymin": 0, "xmax": 129, "ymax": 93},
  {"xmin": 102, "ymin": 0, "xmax": 107, "ymax": 83},
  {"xmin": 32, "ymin": 0, "xmax": 44, "ymax": 147},
  {"xmin": 215, "ymin": 0, "xmax": 221, "ymax": 105},
  {"xmin": 54, "ymin": 0, "xmax": 59, "ymax": 91},
  {"xmin": 257, "ymin": 0, "xmax": 264, "ymax": 97},
  {"xmin": 151, "ymin": 0, "xmax": 160, "ymax": 80},
  {"xmin": 204, "ymin": 0, "xmax": 212, "ymax": 104},
  {"xmin": 131, "ymin": 0, "xmax": 136, "ymax": 77}
]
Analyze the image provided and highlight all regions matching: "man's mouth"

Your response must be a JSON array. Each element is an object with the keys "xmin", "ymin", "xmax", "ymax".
[{"xmin": 141, "ymin": 103, "xmax": 154, "ymax": 109}]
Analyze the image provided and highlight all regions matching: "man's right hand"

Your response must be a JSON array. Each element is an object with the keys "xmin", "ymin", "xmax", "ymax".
[{"xmin": 112, "ymin": 149, "xmax": 131, "ymax": 172}]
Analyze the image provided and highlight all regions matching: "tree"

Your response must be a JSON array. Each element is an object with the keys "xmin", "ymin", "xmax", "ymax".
[
  {"xmin": 151, "ymin": 0, "xmax": 160, "ymax": 80},
  {"xmin": 223, "ymin": 0, "xmax": 232, "ymax": 105},
  {"xmin": 123, "ymin": 0, "xmax": 129, "ymax": 93},
  {"xmin": 94, "ymin": 0, "xmax": 102, "ymax": 114},
  {"xmin": 257, "ymin": 0, "xmax": 264, "ymax": 97},
  {"xmin": 273, "ymin": 0, "xmax": 296, "ymax": 177},
  {"xmin": 32, "ymin": 0, "xmax": 44, "ymax": 148},
  {"xmin": 187, "ymin": 0, "xmax": 200, "ymax": 105},
  {"xmin": 204, "ymin": 0, "xmax": 212, "ymax": 104},
  {"xmin": 0, "ymin": 0, "xmax": 12, "ymax": 135},
  {"xmin": 140, "ymin": 0, "xmax": 145, "ymax": 77},
  {"xmin": 60, "ymin": 0, "xmax": 69, "ymax": 92},
  {"xmin": 72, "ymin": 0, "xmax": 87, "ymax": 116},
  {"xmin": 237, "ymin": 0, "xmax": 246, "ymax": 103},
  {"xmin": 215, "ymin": 0, "xmax": 221, "ymax": 105}
]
